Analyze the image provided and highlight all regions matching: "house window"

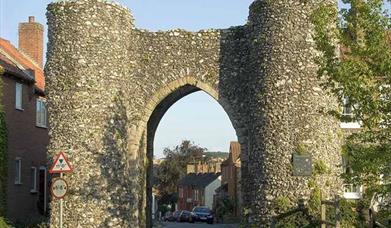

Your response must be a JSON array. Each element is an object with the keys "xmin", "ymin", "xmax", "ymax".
[
  {"xmin": 179, "ymin": 187, "xmax": 184, "ymax": 198},
  {"xmin": 15, "ymin": 158, "xmax": 22, "ymax": 184},
  {"xmin": 340, "ymin": 96, "xmax": 361, "ymax": 129},
  {"xmin": 30, "ymin": 167, "xmax": 37, "ymax": 193},
  {"xmin": 15, "ymin": 83, "xmax": 23, "ymax": 110},
  {"xmin": 36, "ymin": 99, "xmax": 47, "ymax": 127},
  {"xmin": 342, "ymin": 156, "xmax": 362, "ymax": 199},
  {"xmin": 38, "ymin": 167, "xmax": 48, "ymax": 215},
  {"xmin": 194, "ymin": 189, "xmax": 199, "ymax": 201},
  {"xmin": 342, "ymin": 156, "xmax": 352, "ymax": 174},
  {"xmin": 342, "ymin": 96, "xmax": 353, "ymax": 117}
]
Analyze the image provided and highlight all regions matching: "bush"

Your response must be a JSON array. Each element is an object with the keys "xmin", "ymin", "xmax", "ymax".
[
  {"xmin": 0, "ymin": 217, "xmax": 9, "ymax": 228},
  {"xmin": 313, "ymin": 160, "xmax": 330, "ymax": 175},
  {"xmin": 325, "ymin": 199, "xmax": 366, "ymax": 228}
]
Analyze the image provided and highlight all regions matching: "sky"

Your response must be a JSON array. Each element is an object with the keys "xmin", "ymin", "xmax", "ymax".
[{"xmin": 1, "ymin": 0, "xmax": 388, "ymax": 158}]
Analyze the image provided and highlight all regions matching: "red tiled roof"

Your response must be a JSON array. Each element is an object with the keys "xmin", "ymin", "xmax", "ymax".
[
  {"xmin": 0, "ymin": 38, "xmax": 45, "ymax": 91},
  {"xmin": 0, "ymin": 53, "xmax": 33, "ymax": 82}
]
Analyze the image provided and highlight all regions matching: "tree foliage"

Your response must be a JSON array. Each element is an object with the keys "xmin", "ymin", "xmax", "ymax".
[
  {"xmin": 156, "ymin": 140, "xmax": 207, "ymax": 205},
  {"xmin": 312, "ymin": 0, "xmax": 391, "ymax": 196}
]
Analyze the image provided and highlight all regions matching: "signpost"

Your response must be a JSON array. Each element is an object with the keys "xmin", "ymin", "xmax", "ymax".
[
  {"xmin": 51, "ymin": 178, "xmax": 68, "ymax": 199},
  {"xmin": 49, "ymin": 152, "xmax": 73, "ymax": 173},
  {"xmin": 50, "ymin": 152, "xmax": 73, "ymax": 228}
]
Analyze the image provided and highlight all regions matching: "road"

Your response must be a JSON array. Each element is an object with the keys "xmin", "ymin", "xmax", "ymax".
[{"xmin": 160, "ymin": 222, "xmax": 239, "ymax": 228}]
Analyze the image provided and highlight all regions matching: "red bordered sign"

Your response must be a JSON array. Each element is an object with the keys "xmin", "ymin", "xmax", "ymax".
[
  {"xmin": 50, "ymin": 177, "xmax": 68, "ymax": 199},
  {"xmin": 49, "ymin": 152, "xmax": 73, "ymax": 174}
]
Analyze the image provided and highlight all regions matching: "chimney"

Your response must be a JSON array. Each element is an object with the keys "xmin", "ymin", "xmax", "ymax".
[{"xmin": 18, "ymin": 16, "xmax": 44, "ymax": 68}]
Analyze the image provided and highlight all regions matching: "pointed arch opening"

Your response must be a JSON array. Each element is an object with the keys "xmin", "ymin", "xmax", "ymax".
[{"xmin": 143, "ymin": 78, "xmax": 242, "ymax": 226}]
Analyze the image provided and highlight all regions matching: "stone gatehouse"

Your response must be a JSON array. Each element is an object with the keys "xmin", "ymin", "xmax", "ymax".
[{"xmin": 45, "ymin": 0, "xmax": 343, "ymax": 227}]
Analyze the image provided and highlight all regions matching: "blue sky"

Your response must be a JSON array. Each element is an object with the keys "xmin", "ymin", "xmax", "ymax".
[{"xmin": 1, "ymin": 0, "xmax": 388, "ymax": 158}]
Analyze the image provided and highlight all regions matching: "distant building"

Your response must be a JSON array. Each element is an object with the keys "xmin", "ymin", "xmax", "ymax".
[
  {"xmin": 186, "ymin": 161, "xmax": 222, "ymax": 174},
  {"xmin": 0, "ymin": 16, "xmax": 48, "ymax": 223},
  {"xmin": 177, "ymin": 173, "xmax": 221, "ymax": 211},
  {"xmin": 186, "ymin": 152, "xmax": 228, "ymax": 174},
  {"xmin": 219, "ymin": 142, "xmax": 241, "ymax": 216}
]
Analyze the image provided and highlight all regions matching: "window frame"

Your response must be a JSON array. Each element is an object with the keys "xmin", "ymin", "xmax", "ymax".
[
  {"xmin": 342, "ymin": 96, "xmax": 353, "ymax": 118},
  {"xmin": 36, "ymin": 98, "xmax": 47, "ymax": 128},
  {"xmin": 15, "ymin": 82, "xmax": 23, "ymax": 110},
  {"xmin": 30, "ymin": 166, "xmax": 37, "ymax": 193},
  {"xmin": 194, "ymin": 189, "xmax": 199, "ymax": 201},
  {"xmin": 15, "ymin": 157, "xmax": 22, "ymax": 185},
  {"xmin": 340, "ymin": 96, "xmax": 361, "ymax": 129}
]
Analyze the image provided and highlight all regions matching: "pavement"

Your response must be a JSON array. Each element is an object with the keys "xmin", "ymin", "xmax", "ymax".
[{"xmin": 156, "ymin": 222, "xmax": 239, "ymax": 228}]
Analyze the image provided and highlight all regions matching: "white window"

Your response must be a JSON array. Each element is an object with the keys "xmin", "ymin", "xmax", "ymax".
[
  {"xmin": 15, "ymin": 158, "xmax": 22, "ymax": 184},
  {"xmin": 15, "ymin": 83, "xmax": 23, "ymax": 110},
  {"xmin": 343, "ymin": 184, "xmax": 362, "ymax": 199},
  {"xmin": 30, "ymin": 167, "xmax": 37, "ymax": 193},
  {"xmin": 340, "ymin": 96, "xmax": 361, "ymax": 129},
  {"xmin": 36, "ymin": 99, "xmax": 47, "ymax": 127},
  {"xmin": 342, "ymin": 156, "xmax": 362, "ymax": 199}
]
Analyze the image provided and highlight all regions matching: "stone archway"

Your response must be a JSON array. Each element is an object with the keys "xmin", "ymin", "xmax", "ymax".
[
  {"xmin": 144, "ymin": 77, "xmax": 240, "ymax": 227},
  {"xmin": 45, "ymin": 0, "xmax": 343, "ymax": 227}
]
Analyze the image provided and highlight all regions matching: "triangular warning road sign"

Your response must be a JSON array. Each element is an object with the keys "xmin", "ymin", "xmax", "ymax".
[{"xmin": 49, "ymin": 152, "xmax": 73, "ymax": 174}]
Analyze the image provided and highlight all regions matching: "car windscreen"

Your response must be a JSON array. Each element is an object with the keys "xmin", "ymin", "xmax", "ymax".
[{"xmin": 193, "ymin": 208, "xmax": 211, "ymax": 213}]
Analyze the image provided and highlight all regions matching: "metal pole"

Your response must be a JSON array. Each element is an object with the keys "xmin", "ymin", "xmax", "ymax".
[{"xmin": 60, "ymin": 173, "xmax": 63, "ymax": 228}]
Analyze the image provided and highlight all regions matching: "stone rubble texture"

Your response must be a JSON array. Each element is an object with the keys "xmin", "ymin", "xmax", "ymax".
[{"xmin": 45, "ymin": 0, "xmax": 343, "ymax": 227}]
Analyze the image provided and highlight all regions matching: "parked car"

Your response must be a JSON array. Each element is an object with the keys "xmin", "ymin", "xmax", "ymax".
[
  {"xmin": 164, "ymin": 211, "xmax": 180, "ymax": 222},
  {"xmin": 177, "ymin": 210, "xmax": 194, "ymax": 223},
  {"xmin": 192, "ymin": 206, "xmax": 214, "ymax": 224}
]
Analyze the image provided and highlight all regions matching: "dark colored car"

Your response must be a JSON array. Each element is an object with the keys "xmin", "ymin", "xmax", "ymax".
[
  {"xmin": 177, "ymin": 210, "xmax": 194, "ymax": 223},
  {"xmin": 192, "ymin": 206, "xmax": 214, "ymax": 224},
  {"xmin": 164, "ymin": 211, "xmax": 180, "ymax": 222}
]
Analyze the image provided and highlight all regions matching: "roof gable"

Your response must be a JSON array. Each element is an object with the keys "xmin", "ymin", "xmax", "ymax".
[{"xmin": 0, "ymin": 38, "xmax": 45, "ymax": 91}]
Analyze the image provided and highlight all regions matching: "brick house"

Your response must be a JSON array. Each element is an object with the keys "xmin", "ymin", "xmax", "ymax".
[
  {"xmin": 0, "ymin": 16, "xmax": 49, "ymax": 223},
  {"xmin": 177, "ymin": 173, "xmax": 221, "ymax": 211},
  {"xmin": 219, "ymin": 141, "xmax": 241, "ymax": 216}
]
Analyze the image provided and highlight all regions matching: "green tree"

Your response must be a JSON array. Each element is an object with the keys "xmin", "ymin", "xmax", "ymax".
[
  {"xmin": 156, "ymin": 140, "xmax": 207, "ymax": 206},
  {"xmin": 312, "ymin": 0, "xmax": 391, "ymax": 196}
]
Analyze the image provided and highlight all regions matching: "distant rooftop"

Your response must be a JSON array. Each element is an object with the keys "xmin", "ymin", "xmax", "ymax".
[
  {"xmin": 203, "ymin": 151, "xmax": 229, "ymax": 159},
  {"xmin": 178, "ymin": 172, "xmax": 221, "ymax": 188}
]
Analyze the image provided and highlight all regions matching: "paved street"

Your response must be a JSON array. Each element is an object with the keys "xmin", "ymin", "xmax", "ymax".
[{"xmin": 159, "ymin": 222, "xmax": 239, "ymax": 228}]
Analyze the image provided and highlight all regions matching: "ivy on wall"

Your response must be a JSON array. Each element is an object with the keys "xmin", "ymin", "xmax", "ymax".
[{"xmin": 0, "ymin": 66, "xmax": 8, "ymax": 217}]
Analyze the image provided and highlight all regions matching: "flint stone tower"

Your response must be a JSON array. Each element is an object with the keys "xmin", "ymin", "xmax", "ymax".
[{"xmin": 45, "ymin": 0, "xmax": 342, "ymax": 227}]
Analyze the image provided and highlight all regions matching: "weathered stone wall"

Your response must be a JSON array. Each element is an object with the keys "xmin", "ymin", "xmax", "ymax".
[
  {"xmin": 45, "ymin": 0, "xmax": 342, "ymax": 227},
  {"xmin": 243, "ymin": 0, "xmax": 343, "ymax": 224}
]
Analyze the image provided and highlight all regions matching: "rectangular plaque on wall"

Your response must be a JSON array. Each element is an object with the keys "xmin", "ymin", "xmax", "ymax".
[{"xmin": 293, "ymin": 154, "xmax": 312, "ymax": 176}]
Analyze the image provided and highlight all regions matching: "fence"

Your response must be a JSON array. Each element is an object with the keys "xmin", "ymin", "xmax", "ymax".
[{"xmin": 271, "ymin": 196, "xmax": 341, "ymax": 228}]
